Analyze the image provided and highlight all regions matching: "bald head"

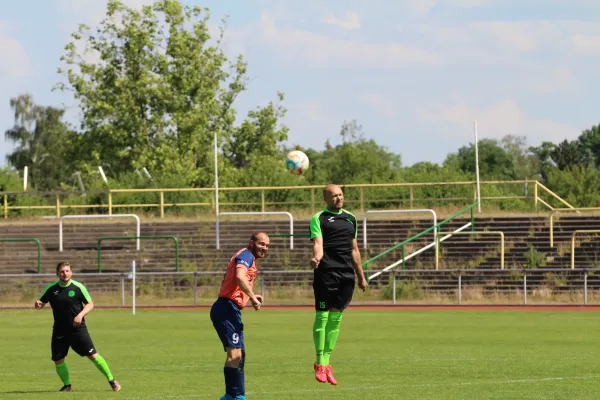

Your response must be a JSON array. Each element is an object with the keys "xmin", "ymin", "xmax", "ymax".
[
  {"xmin": 250, "ymin": 231, "xmax": 269, "ymax": 242},
  {"xmin": 249, "ymin": 231, "xmax": 270, "ymax": 259},
  {"xmin": 323, "ymin": 184, "xmax": 344, "ymax": 211}
]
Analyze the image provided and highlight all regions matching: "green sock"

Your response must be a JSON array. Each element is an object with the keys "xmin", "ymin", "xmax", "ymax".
[
  {"xmin": 313, "ymin": 311, "xmax": 329, "ymax": 365},
  {"xmin": 323, "ymin": 312, "xmax": 343, "ymax": 366},
  {"xmin": 55, "ymin": 362, "xmax": 70, "ymax": 386},
  {"xmin": 90, "ymin": 354, "xmax": 114, "ymax": 381}
]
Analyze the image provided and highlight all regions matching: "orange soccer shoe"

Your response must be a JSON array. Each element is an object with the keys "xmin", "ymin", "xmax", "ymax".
[
  {"xmin": 314, "ymin": 363, "xmax": 327, "ymax": 383},
  {"xmin": 325, "ymin": 365, "xmax": 338, "ymax": 386}
]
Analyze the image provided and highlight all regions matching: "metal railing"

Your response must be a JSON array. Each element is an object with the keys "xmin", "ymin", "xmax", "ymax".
[
  {"xmin": 97, "ymin": 236, "xmax": 180, "ymax": 273},
  {"xmin": 2, "ymin": 268, "xmax": 598, "ymax": 307},
  {"xmin": 0, "ymin": 238, "xmax": 42, "ymax": 273},
  {"xmin": 549, "ymin": 208, "xmax": 600, "ymax": 247},
  {"xmin": 59, "ymin": 214, "xmax": 141, "ymax": 251},
  {"xmin": 571, "ymin": 230, "xmax": 600, "ymax": 269},
  {"xmin": 364, "ymin": 202, "xmax": 477, "ymax": 280},
  {"xmin": 362, "ymin": 209, "xmax": 437, "ymax": 250},
  {"xmin": 0, "ymin": 179, "xmax": 575, "ymax": 219},
  {"xmin": 216, "ymin": 212, "xmax": 294, "ymax": 249}
]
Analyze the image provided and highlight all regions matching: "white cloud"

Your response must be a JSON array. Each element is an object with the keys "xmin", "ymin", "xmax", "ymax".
[
  {"xmin": 0, "ymin": 21, "xmax": 30, "ymax": 78},
  {"xmin": 448, "ymin": 0, "xmax": 493, "ymax": 7},
  {"xmin": 283, "ymin": 100, "xmax": 340, "ymax": 150},
  {"xmin": 361, "ymin": 94, "xmax": 397, "ymax": 118},
  {"xmin": 420, "ymin": 100, "xmax": 578, "ymax": 144},
  {"xmin": 472, "ymin": 21, "xmax": 554, "ymax": 52},
  {"xmin": 526, "ymin": 68, "xmax": 577, "ymax": 95},
  {"xmin": 572, "ymin": 34, "xmax": 600, "ymax": 55},
  {"xmin": 323, "ymin": 11, "xmax": 361, "ymax": 30},
  {"xmin": 408, "ymin": 20, "xmax": 600, "ymax": 70},
  {"xmin": 408, "ymin": 0, "xmax": 438, "ymax": 15},
  {"xmin": 405, "ymin": 0, "xmax": 492, "ymax": 15},
  {"xmin": 260, "ymin": 13, "xmax": 441, "ymax": 68},
  {"xmin": 295, "ymin": 100, "xmax": 326, "ymax": 122}
]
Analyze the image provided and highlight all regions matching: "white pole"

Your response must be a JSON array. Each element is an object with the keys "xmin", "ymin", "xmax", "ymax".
[
  {"xmin": 98, "ymin": 166, "xmax": 109, "ymax": 186},
  {"xmin": 23, "ymin": 166, "xmax": 28, "ymax": 191},
  {"xmin": 75, "ymin": 171, "xmax": 85, "ymax": 192},
  {"xmin": 132, "ymin": 260, "xmax": 136, "ymax": 316},
  {"xmin": 214, "ymin": 131, "xmax": 219, "ymax": 215},
  {"xmin": 142, "ymin": 167, "xmax": 152, "ymax": 181},
  {"xmin": 474, "ymin": 121, "xmax": 481, "ymax": 213}
]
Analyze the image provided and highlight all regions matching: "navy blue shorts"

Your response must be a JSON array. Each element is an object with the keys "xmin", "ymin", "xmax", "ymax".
[{"xmin": 210, "ymin": 297, "xmax": 245, "ymax": 350}]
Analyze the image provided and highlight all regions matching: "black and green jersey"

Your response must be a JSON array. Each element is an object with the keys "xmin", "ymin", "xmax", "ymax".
[
  {"xmin": 39, "ymin": 280, "xmax": 92, "ymax": 331},
  {"xmin": 310, "ymin": 208, "xmax": 358, "ymax": 278}
]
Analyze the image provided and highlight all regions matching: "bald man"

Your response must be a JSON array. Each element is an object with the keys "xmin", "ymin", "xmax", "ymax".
[
  {"xmin": 210, "ymin": 232, "xmax": 270, "ymax": 400},
  {"xmin": 309, "ymin": 184, "xmax": 368, "ymax": 385}
]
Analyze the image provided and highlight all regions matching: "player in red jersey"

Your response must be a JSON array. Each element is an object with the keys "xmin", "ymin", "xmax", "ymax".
[{"xmin": 210, "ymin": 232, "xmax": 270, "ymax": 400}]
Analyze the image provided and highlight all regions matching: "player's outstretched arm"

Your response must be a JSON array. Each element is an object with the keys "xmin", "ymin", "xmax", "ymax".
[
  {"xmin": 351, "ymin": 239, "xmax": 368, "ymax": 291},
  {"xmin": 235, "ymin": 266, "xmax": 262, "ymax": 310},
  {"xmin": 311, "ymin": 236, "xmax": 323, "ymax": 269}
]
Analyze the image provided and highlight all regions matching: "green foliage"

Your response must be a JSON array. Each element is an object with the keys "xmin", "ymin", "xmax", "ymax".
[
  {"xmin": 2, "ymin": 0, "xmax": 600, "ymax": 214},
  {"xmin": 224, "ymin": 93, "xmax": 289, "ymax": 169},
  {"xmin": 381, "ymin": 278, "xmax": 423, "ymax": 300},
  {"xmin": 578, "ymin": 124, "xmax": 600, "ymax": 167},
  {"xmin": 0, "ymin": 168, "xmax": 21, "ymax": 192},
  {"xmin": 545, "ymin": 164, "xmax": 600, "ymax": 207},
  {"xmin": 524, "ymin": 245, "xmax": 547, "ymax": 269},
  {"xmin": 452, "ymin": 139, "xmax": 517, "ymax": 180},
  {"xmin": 500, "ymin": 135, "xmax": 541, "ymax": 180},
  {"xmin": 4, "ymin": 94, "xmax": 74, "ymax": 190},
  {"xmin": 56, "ymin": 0, "xmax": 261, "ymax": 186}
]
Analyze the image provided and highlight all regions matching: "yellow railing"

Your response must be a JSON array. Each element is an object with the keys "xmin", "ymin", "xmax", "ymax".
[
  {"xmin": 571, "ymin": 230, "xmax": 600, "ymax": 269},
  {"xmin": 0, "ymin": 179, "xmax": 574, "ymax": 219},
  {"xmin": 549, "ymin": 208, "xmax": 600, "ymax": 247}
]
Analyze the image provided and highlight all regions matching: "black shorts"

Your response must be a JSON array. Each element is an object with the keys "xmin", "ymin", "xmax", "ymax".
[
  {"xmin": 313, "ymin": 272, "xmax": 355, "ymax": 311},
  {"xmin": 51, "ymin": 327, "xmax": 97, "ymax": 361}
]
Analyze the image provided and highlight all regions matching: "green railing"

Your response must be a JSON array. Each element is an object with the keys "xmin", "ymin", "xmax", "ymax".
[
  {"xmin": 97, "ymin": 235, "xmax": 179, "ymax": 273},
  {"xmin": 0, "ymin": 237, "xmax": 42, "ymax": 273},
  {"xmin": 364, "ymin": 202, "xmax": 478, "ymax": 281}
]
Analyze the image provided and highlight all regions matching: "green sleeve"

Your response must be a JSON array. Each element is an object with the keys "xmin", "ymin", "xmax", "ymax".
[
  {"xmin": 72, "ymin": 281, "xmax": 92, "ymax": 303},
  {"xmin": 310, "ymin": 212, "xmax": 322, "ymax": 239},
  {"xmin": 39, "ymin": 281, "xmax": 57, "ymax": 303},
  {"xmin": 344, "ymin": 209, "xmax": 359, "ymax": 239}
]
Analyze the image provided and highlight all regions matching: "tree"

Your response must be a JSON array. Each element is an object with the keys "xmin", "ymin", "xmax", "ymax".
[
  {"xmin": 316, "ymin": 139, "xmax": 402, "ymax": 185},
  {"xmin": 500, "ymin": 135, "xmax": 540, "ymax": 180},
  {"xmin": 577, "ymin": 123, "xmax": 600, "ymax": 167},
  {"xmin": 4, "ymin": 94, "xmax": 73, "ymax": 190},
  {"xmin": 56, "ymin": 0, "xmax": 284, "ymax": 186},
  {"xmin": 223, "ymin": 93, "xmax": 288, "ymax": 169},
  {"xmin": 529, "ymin": 141, "xmax": 556, "ymax": 181},
  {"xmin": 550, "ymin": 140, "xmax": 584, "ymax": 170},
  {"xmin": 546, "ymin": 164, "xmax": 600, "ymax": 207},
  {"xmin": 451, "ymin": 139, "xmax": 517, "ymax": 180},
  {"xmin": 340, "ymin": 119, "xmax": 364, "ymax": 143}
]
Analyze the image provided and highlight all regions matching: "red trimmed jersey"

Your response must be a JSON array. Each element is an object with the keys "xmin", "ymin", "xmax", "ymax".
[{"xmin": 218, "ymin": 248, "xmax": 257, "ymax": 309}]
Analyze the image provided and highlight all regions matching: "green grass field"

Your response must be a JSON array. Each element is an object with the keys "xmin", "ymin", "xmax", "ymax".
[{"xmin": 2, "ymin": 307, "xmax": 600, "ymax": 399}]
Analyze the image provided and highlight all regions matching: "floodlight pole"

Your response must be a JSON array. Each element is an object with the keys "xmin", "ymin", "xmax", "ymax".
[
  {"xmin": 214, "ymin": 131, "xmax": 219, "ymax": 215},
  {"xmin": 474, "ymin": 121, "xmax": 481, "ymax": 213}
]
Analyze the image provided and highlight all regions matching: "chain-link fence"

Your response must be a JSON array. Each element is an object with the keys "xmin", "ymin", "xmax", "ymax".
[{"xmin": 3, "ymin": 268, "xmax": 600, "ymax": 308}]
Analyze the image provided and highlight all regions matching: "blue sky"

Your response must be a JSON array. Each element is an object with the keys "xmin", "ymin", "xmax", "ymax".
[{"xmin": 1, "ymin": 0, "xmax": 599, "ymax": 168}]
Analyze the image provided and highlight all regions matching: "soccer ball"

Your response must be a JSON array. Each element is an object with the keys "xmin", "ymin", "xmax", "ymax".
[{"xmin": 286, "ymin": 150, "xmax": 310, "ymax": 175}]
